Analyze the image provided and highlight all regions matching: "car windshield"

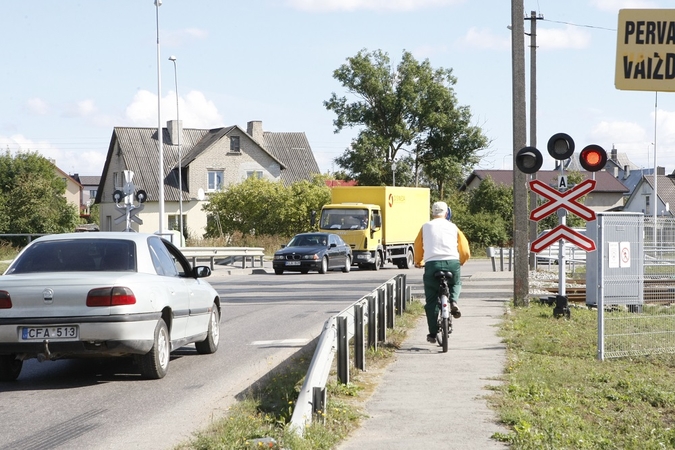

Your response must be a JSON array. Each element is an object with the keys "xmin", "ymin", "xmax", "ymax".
[
  {"xmin": 6, "ymin": 239, "xmax": 137, "ymax": 274},
  {"xmin": 288, "ymin": 235, "xmax": 328, "ymax": 247}
]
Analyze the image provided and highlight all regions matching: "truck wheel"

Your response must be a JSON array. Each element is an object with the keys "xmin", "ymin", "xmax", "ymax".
[
  {"xmin": 403, "ymin": 249, "xmax": 414, "ymax": 269},
  {"xmin": 371, "ymin": 252, "xmax": 381, "ymax": 271}
]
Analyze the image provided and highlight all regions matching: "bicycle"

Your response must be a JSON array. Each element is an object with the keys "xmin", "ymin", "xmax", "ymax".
[{"xmin": 434, "ymin": 270, "xmax": 454, "ymax": 353}]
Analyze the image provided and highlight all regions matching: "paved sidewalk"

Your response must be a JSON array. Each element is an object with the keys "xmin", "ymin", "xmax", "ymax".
[{"xmin": 337, "ymin": 267, "xmax": 513, "ymax": 450}]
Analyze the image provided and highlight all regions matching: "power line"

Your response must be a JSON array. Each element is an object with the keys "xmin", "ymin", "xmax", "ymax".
[{"xmin": 543, "ymin": 18, "xmax": 616, "ymax": 32}]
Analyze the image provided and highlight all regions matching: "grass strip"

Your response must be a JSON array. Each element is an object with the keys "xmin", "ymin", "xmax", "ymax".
[{"xmin": 490, "ymin": 302, "xmax": 675, "ymax": 450}]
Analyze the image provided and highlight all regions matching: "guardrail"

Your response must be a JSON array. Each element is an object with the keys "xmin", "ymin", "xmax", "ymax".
[
  {"xmin": 289, "ymin": 274, "xmax": 410, "ymax": 436},
  {"xmin": 179, "ymin": 247, "xmax": 265, "ymax": 270}
]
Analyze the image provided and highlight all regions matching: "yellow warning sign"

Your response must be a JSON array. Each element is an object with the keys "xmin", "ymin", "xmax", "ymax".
[{"xmin": 615, "ymin": 9, "xmax": 675, "ymax": 92}]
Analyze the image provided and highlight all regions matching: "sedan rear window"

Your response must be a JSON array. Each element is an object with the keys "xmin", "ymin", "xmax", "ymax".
[{"xmin": 6, "ymin": 239, "xmax": 137, "ymax": 274}]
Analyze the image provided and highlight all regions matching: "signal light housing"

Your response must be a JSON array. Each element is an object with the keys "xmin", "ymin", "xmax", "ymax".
[
  {"xmin": 547, "ymin": 133, "xmax": 575, "ymax": 160},
  {"xmin": 579, "ymin": 144, "xmax": 607, "ymax": 172},
  {"xmin": 515, "ymin": 146, "xmax": 543, "ymax": 174}
]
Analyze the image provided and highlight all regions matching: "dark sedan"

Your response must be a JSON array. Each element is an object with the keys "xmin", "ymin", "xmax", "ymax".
[{"xmin": 273, "ymin": 232, "xmax": 352, "ymax": 275}]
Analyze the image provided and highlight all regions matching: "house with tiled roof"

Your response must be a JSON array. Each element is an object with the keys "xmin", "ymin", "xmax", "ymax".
[
  {"xmin": 623, "ymin": 169, "xmax": 675, "ymax": 217},
  {"xmin": 95, "ymin": 120, "xmax": 321, "ymax": 238},
  {"xmin": 461, "ymin": 169, "xmax": 629, "ymax": 212}
]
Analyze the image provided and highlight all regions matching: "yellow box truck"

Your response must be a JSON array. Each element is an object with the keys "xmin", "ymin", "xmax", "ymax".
[{"xmin": 318, "ymin": 186, "xmax": 430, "ymax": 270}]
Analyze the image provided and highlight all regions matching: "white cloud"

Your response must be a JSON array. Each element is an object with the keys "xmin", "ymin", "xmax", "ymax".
[
  {"xmin": 286, "ymin": 0, "xmax": 464, "ymax": 12},
  {"xmin": 63, "ymin": 99, "xmax": 97, "ymax": 118},
  {"xmin": 0, "ymin": 134, "xmax": 106, "ymax": 176},
  {"xmin": 591, "ymin": 0, "xmax": 659, "ymax": 12},
  {"xmin": 538, "ymin": 25, "xmax": 592, "ymax": 50},
  {"xmin": 458, "ymin": 27, "xmax": 510, "ymax": 50},
  {"xmin": 126, "ymin": 89, "xmax": 223, "ymax": 129},
  {"xmin": 26, "ymin": 98, "xmax": 48, "ymax": 115}
]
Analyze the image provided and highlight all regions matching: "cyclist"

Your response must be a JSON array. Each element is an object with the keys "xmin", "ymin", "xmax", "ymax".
[{"xmin": 413, "ymin": 201, "xmax": 471, "ymax": 344}]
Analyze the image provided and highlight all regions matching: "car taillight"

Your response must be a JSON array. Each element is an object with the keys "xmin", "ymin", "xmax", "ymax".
[
  {"xmin": 0, "ymin": 290, "xmax": 11, "ymax": 309},
  {"xmin": 87, "ymin": 287, "xmax": 136, "ymax": 307}
]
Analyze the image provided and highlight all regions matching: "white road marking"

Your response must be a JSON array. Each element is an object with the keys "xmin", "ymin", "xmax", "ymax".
[{"xmin": 250, "ymin": 338, "xmax": 310, "ymax": 346}]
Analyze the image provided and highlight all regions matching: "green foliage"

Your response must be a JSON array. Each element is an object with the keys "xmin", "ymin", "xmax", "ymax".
[
  {"xmin": 0, "ymin": 151, "xmax": 79, "ymax": 241},
  {"xmin": 443, "ymin": 179, "xmax": 513, "ymax": 248},
  {"xmin": 325, "ymin": 48, "xmax": 488, "ymax": 190},
  {"xmin": 202, "ymin": 176, "xmax": 330, "ymax": 238}
]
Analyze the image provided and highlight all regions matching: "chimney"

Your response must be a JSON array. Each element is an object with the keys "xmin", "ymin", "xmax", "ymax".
[
  {"xmin": 623, "ymin": 165, "xmax": 630, "ymax": 179},
  {"xmin": 167, "ymin": 120, "xmax": 182, "ymax": 146},
  {"xmin": 613, "ymin": 166, "xmax": 618, "ymax": 177},
  {"xmin": 611, "ymin": 146, "xmax": 618, "ymax": 161},
  {"xmin": 658, "ymin": 166, "xmax": 666, "ymax": 176},
  {"xmin": 247, "ymin": 120, "xmax": 263, "ymax": 144}
]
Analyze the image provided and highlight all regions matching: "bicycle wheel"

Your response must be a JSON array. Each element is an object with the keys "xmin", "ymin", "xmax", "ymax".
[{"xmin": 441, "ymin": 317, "xmax": 449, "ymax": 353}]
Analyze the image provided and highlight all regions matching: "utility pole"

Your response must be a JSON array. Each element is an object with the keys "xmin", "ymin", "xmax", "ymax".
[
  {"xmin": 527, "ymin": 10, "xmax": 544, "ymax": 269},
  {"xmin": 512, "ymin": 0, "xmax": 529, "ymax": 306}
]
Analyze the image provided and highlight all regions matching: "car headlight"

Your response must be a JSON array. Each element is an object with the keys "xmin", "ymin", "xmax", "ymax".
[
  {"xmin": 274, "ymin": 255, "xmax": 285, "ymax": 260},
  {"xmin": 302, "ymin": 254, "xmax": 319, "ymax": 260}
]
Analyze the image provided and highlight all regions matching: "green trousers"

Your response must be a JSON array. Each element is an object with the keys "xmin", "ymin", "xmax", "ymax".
[{"xmin": 423, "ymin": 259, "xmax": 461, "ymax": 335}]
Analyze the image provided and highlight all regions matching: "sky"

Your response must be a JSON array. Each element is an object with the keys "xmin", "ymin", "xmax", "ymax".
[{"xmin": 1, "ymin": 0, "xmax": 674, "ymax": 180}]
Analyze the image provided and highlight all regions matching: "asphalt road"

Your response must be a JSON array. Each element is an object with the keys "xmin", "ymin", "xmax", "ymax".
[{"xmin": 0, "ymin": 265, "xmax": 418, "ymax": 450}]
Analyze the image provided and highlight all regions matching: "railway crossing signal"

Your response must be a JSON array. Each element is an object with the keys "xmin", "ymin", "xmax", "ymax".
[
  {"xmin": 516, "ymin": 133, "xmax": 607, "ymax": 318},
  {"xmin": 113, "ymin": 170, "xmax": 147, "ymax": 231}
]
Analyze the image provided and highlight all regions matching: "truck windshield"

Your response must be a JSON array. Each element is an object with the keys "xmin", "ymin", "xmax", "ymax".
[{"xmin": 320, "ymin": 209, "xmax": 369, "ymax": 230}]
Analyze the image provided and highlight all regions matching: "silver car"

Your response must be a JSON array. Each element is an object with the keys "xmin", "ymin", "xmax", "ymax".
[{"xmin": 0, "ymin": 233, "xmax": 221, "ymax": 381}]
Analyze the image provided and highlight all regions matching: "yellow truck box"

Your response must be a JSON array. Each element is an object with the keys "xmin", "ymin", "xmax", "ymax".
[{"xmin": 319, "ymin": 186, "xmax": 430, "ymax": 270}]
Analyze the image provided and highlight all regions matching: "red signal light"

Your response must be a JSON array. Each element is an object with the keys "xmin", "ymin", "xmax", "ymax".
[{"xmin": 579, "ymin": 145, "xmax": 607, "ymax": 172}]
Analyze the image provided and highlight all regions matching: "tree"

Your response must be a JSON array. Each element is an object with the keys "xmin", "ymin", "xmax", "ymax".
[
  {"xmin": 0, "ymin": 151, "xmax": 79, "ymax": 240},
  {"xmin": 202, "ymin": 176, "xmax": 331, "ymax": 238},
  {"xmin": 324, "ymin": 49, "xmax": 489, "ymax": 191}
]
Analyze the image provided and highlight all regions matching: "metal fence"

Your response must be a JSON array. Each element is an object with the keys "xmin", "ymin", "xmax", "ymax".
[
  {"xmin": 597, "ymin": 215, "xmax": 675, "ymax": 359},
  {"xmin": 289, "ymin": 274, "xmax": 409, "ymax": 436}
]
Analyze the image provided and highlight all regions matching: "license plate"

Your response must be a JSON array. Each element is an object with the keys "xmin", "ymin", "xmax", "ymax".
[
  {"xmin": 286, "ymin": 261, "xmax": 301, "ymax": 266},
  {"xmin": 21, "ymin": 326, "xmax": 79, "ymax": 341}
]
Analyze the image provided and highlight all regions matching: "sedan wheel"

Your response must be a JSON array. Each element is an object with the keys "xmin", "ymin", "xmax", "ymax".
[
  {"xmin": 342, "ymin": 255, "xmax": 351, "ymax": 273},
  {"xmin": 195, "ymin": 304, "xmax": 220, "ymax": 354},
  {"xmin": 0, "ymin": 354, "xmax": 23, "ymax": 382},
  {"xmin": 137, "ymin": 319, "xmax": 170, "ymax": 379},
  {"xmin": 319, "ymin": 256, "xmax": 328, "ymax": 274}
]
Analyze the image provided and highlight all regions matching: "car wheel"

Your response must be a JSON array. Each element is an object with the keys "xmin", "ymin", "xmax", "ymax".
[
  {"xmin": 371, "ymin": 252, "xmax": 381, "ymax": 271},
  {"xmin": 195, "ymin": 304, "xmax": 220, "ymax": 354},
  {"xmin": 274, "ymin": 268, "xmax": 284, "ymax": 275},
  {"xmin": 0, "ymin": 354, "xmax": 22, "ymax": 382},
  {"xmin": 342, "ymin": 255, "xmax": 352, "ymax": 273},
  {"xmin": 319, "ymin": 256, "xmax": 328, "ymax": 274},
  {"xmin": 136, "ymin": 319, "xmax": 170, "ymax": 379}
]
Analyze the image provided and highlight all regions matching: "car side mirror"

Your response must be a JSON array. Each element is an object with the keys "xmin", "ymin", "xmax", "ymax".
[
  {"xmin": 330, "ymin": 243, "xmax": 337, "ymax": 248},
  {"xmin": 193, "ymin": 266, "xmax": 211, "ymax": 278}
]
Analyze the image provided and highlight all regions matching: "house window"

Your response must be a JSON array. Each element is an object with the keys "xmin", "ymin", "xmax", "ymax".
[
  {"xmin": 89, "ymin": 189, "xmax": 97, "ymax": 198},
  {"xmin": 208, "ymin": 170, "xmax": 224, "ymax": 191},
  {"xmin": 113, "ymin": 172, "xmax": 120, "ymax": 188},
  {"xmin": 230, "ymin": 136, "xmax": 240, "ymax": 152},
  {"xmin": 246, "ymin": 170, "xmax": 263, "ymax": 179},
  {"xmin": 646, "ymin": 195, "xmax": 651, "ymax": 215}
]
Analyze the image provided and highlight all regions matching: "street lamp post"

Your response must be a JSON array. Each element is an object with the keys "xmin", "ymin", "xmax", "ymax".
[
  {"xmin": 169, "ymin": 55, "xmax": 183, "ymax": 241},
  {"xmin": 155, "ymin": 0, "xmax": 165, "ymax": 234}
]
